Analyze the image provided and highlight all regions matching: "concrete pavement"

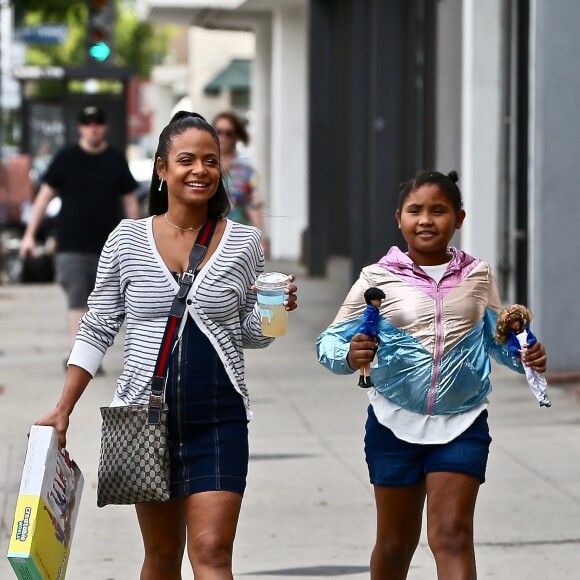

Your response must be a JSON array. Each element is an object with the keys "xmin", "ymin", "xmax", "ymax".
[{"xmin": 1, "ymin": 259, "xmax": 580, "ymax": 579}]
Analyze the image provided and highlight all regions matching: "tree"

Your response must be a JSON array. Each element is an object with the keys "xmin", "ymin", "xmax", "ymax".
[
  {"xmin": 15, "ymin": 0, "xmax": 79, "ymax": 22},
  {"xmin": 19, "ymin": 0, "xmax": 170, "ymax": 77}
]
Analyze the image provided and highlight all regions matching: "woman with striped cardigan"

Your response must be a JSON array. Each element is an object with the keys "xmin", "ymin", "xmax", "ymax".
[{"xmin": 36, "ymin": 111, "xmax": 298, "ymax": 579}]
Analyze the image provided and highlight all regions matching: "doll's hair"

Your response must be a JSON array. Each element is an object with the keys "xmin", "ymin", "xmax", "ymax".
[
  {"xmin": 364, "ymin": 287, "xmax": 386, "ymax": 305},
  {"xmin": 398, "ymin": 170, "xmax": 463, "ymax": 213},
  {"xmin": 495, "ymin": 304, "xmax": 533, "ymax": 344}
]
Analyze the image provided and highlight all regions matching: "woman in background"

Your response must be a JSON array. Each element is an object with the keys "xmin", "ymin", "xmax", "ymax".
[{"xmin": 212, "ymin": 111, "xmax": 269, "ymax": 257}]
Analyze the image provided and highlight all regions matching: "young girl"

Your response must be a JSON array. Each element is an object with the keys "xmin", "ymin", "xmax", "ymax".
[
  {"xmin": 35, "ymin": 112, "xmax": 298, "ymax": 579},
  {"xmin": 317, "ymin": 170, "xmax": 547, "ymax": 579}
]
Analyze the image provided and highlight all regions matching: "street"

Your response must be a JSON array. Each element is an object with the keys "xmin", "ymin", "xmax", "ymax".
[{"xmin": 1, "ymin": 259, "xmax": 580, "ymax": 579}]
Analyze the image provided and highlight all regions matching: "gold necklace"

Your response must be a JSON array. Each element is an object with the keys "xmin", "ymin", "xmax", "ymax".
[{"xmin": 164, "ymin": 213, "xmax": 206, "ymax": 233}]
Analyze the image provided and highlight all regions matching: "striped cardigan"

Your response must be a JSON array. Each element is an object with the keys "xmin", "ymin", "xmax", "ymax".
[{"xmin": 68, "ymin": 216, "xmax": 272, "ymax": 419}]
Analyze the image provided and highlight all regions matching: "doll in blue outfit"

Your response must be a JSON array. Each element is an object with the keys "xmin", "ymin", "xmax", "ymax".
[
  {"xmin": 495, "ymin": 304, "xmax": 552, "ymax": 407},
  {"xmin": 357, "ymin": 287, "xmax": 386, "ymax": 388}
]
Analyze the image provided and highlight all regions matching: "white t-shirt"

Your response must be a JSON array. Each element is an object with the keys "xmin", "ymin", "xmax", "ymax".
[
  {"xmin": 419, "ymin": 262, "xmax": 449, "ymax": 284},
  {"xmin": 369, "ymin": 391, "xmax": 487, "ymax": 444}
]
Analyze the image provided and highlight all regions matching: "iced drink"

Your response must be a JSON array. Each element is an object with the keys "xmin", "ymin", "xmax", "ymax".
[{"xmin": 255, "ymin": 272, "xmax": 289, "ymax": 337}]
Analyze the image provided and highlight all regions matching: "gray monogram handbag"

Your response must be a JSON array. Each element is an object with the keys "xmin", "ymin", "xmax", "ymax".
[
  {"xmin": 96, "ymin": 219, "xmax": 216, "ymax": 507},
  {"xmin": 97, "ymin": 404, "xmax": 170, "ymax": 506}
]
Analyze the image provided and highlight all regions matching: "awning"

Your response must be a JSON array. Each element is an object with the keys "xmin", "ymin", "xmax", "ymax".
[{"xmin": 204, "ymin": 58, "xmax": 251, "ymax": 94}]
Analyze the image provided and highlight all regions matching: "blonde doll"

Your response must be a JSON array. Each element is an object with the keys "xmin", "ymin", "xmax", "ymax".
[{"xmin": 495, "ymin": 304, "xmax": 551, "ymax": 407}]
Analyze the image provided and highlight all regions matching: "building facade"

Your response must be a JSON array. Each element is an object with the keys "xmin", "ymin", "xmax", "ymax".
[{"xmin": 141, "ymin": 0, "xmax": 580, "ymax": 373}]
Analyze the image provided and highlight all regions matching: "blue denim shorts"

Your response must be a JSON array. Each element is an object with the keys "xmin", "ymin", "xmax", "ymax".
[{"xmin": 364, "ymin": 405, "xmax": 492, "ymax": 486}]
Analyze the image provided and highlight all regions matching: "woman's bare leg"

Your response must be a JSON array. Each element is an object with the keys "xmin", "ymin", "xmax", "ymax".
[
  {"xmin": 184, "ymin": 490, "xmax": 243, "ymax": 579},
  {"xmin": 135, "ymin": 498, "xmax": 187, "ymax": 579}
]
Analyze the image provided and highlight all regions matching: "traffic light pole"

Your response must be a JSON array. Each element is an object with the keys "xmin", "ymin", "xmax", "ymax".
[
  {"xmin": 86, "ymin": 0, "xmax": 115, "ymax": 65},
  {"xmin": 0, "ymin": 0, "xmax": 8, "ymax": 161}
]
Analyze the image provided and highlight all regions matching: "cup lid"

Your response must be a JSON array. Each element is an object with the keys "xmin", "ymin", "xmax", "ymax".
[{"xmin": 255, "ymin": 272, "xmax": 288, "ymax": 290}]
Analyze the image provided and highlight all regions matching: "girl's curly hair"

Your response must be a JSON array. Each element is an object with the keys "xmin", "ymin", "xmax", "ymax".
[{"xmin": 495, "ymin": 304, "xmax": 533, "ymax": 344}]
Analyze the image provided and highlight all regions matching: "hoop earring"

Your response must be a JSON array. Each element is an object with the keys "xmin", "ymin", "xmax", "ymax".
[{"xmin": 158, "ymin": 178, "xmax": 164, "ymax": 191}]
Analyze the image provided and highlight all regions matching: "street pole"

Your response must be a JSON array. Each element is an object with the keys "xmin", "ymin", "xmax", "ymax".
[
  {"xmin": 0, "ymin": 0, "xmax": 10, "ymax": 162},
  {"xmin": 0, "ymin": 1, "xmax": 4, "ymax": 161}
]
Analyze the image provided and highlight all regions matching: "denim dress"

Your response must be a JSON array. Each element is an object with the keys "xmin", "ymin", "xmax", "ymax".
[{"xmin": 165, "ymin": 277, "xmax": 249, "ymax": 497}]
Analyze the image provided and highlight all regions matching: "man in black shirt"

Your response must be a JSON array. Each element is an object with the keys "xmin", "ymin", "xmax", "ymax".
[{"xmin": 20, "ymin": 106, "xmax": 140, "ymax": 368}]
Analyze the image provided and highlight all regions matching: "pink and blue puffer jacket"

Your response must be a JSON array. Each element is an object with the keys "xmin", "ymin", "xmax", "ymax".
[{"xmin": 317, "ymin": 246, "xmax": 524, "ymax": 415}]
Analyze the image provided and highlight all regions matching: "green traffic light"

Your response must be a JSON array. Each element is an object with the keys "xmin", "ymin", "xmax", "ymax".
[{"xmin": 89, "ymin": 41, "xmax": 111, "ymax": 62}]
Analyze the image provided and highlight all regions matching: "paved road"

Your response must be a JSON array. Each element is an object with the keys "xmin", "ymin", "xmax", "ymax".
[{"xmin": 1, "ymin": 259, "xmax": 580, "ymax": 579}]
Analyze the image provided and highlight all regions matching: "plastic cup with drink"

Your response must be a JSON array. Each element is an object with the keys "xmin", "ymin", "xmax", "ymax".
[{"xmin": 255, "ymin": 272, "xmax": 290, "ymax": 337}]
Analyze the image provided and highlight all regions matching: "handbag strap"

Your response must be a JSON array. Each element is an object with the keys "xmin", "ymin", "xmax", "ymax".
[{"xmin": 148, "ymin": 217, "xmax": 218, "ymax": 424}]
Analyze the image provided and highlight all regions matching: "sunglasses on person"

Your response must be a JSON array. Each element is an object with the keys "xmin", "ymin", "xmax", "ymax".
[
  {"xmin": 216, "ymin": 129, "xmax": 236, "ymax": 138},
  {"xmin": 80, "ymin": 120, "xmax": 105, "ymax": 126}
]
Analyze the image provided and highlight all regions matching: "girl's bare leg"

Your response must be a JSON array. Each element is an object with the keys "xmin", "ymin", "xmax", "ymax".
[
  {"xmin": 426, "ymin": 472, "xmax": 480, "ymax": 580},
  {"xmin": 371, "ymin": 483, "xmax": 426, "ymax": 580}
]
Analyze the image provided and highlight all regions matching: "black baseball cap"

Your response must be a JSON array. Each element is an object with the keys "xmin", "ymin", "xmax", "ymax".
[{"xmin": 78, "ymin": 105, "xmax": 106, "ymax": 125}]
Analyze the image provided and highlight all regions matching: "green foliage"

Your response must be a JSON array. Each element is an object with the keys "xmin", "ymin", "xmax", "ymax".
[
  {"xmin": 21, "ymin": 0, "xmax": 169, "ymax": 78},
  {"xmin": 23, "ymin": 4, "xmax": 87, "ymax": 67},
  {"xmin": 15, "ymin": 0, "xmax": 85, "ymax": 22},
  {"xmin": 115, "ymin": 9, "xmax": 170, "ymax": 76}
]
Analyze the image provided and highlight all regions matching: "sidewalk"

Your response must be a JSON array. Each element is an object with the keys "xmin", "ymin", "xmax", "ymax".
[{"xmin": 1, "ymin": 260, "xmax": 580, "ymax": 579}]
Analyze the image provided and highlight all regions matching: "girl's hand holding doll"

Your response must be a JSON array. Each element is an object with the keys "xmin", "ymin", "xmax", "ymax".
[
  {"xmin": 520, "ymin": 341, "xmax": 547, "ymax": 373},
  {"xmin": 347, "ymin": 333, "xmax": 378, "ymax": 370},
  {"xmin": 495, "ymin": 303, "xmax": 548, "ymax": 373}
]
